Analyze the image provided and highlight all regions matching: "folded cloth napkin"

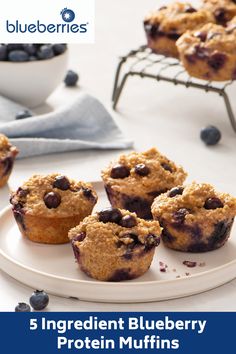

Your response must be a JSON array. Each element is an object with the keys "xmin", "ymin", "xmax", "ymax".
[{"xmin": 0, "ymin": 94, "xmax": 133, "ymax": 158}]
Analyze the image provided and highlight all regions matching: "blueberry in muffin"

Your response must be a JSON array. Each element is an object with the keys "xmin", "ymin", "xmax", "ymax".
[
  {"xmin": 144, "ymin": 2, "xmax": 214, "ymax": 58},
  {"xmin": 101, "ymin": 148, "xmax": 187, "ymax": 220},
  {"xmin": 69, "ymin": 208, "xmax": 161, "ymax": 281},
  {"xmin": 151, "ymin": 182, "xmax": 236, "ymax": 252},
  {"xmin": 10, "ymin": 173, "xmax": 98, "ymax": 244},
  {"xmin": 177, "ymin": 21, "xmax": 236, "ymax": 81},
  {"xmin": 202, "ymin": 0, "xmax": 236, "ymax": 25},
  {"xmin": 0, "ymin": 134, "xmax": 18, "ymax": 188}
]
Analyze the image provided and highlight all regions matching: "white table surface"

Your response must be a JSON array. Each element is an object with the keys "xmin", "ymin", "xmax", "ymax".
[{"xmin": 1, "ymin": 0, "xmax": 236, "ymax": 311}]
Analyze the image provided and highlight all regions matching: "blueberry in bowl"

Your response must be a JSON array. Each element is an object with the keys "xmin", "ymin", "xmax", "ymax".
[{"xmin": 0, "ymin": 43, "xmax": 68, "ymax": 108}]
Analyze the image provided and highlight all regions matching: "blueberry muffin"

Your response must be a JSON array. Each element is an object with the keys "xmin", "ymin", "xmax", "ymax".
[
  {"xmin": 151, "ymin": 182, "xmax": 236, "ymax": 252},
  {"xmin": 144, "ymin": 2, "xmax": 214, "ymax": 58},
  {"xmin": 101, "ymin": 148, "xmax": 187, "ymax": 220},
  {"xmin": 69, "ymin": 208, "xmax": 161, "ymax": 281},
  {"xmin": 176, "ymin": 22, "xmax": 236, "ymax": 81},
  {"xmin": 0, "ymin": 134, "xmax": 18, "ymax": 188},
  {"xmin": 10, "ymin": 174, "xmax": 98, "ymax": 244},
  {"xmin": 202, "ymin": 0, "xmax": 236, "ymax": 25}
]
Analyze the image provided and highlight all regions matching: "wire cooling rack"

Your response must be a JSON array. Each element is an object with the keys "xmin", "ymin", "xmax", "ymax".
[{"xmin": 112, "ymin": 45, "xmax": 236, "ymax": 132}]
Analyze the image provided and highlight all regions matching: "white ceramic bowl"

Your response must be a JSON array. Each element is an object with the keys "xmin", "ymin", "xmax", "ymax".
[{"xmin": 0, "ymin": 50, "xmax": 69, "ymax": 108}]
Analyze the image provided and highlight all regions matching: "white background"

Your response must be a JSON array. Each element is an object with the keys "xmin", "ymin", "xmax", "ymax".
[{"xmin": 1, "ymin": 0, "xmax": 236, "ymax": 311}]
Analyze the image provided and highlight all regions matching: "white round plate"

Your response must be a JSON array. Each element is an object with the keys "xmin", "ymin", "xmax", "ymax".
[{"xmin": 1, "ymin": 181, "xmax": 236, "ymax": 303}]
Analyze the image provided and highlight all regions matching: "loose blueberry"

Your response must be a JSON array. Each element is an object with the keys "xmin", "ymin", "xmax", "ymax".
[
  {"xmin": 204, "ymin": 197, "xmax": 224, "ymax": 210},
  {"xmin": 98, "ymin": 208, "xmax": 122, "ymax": 224},
  {"xmin": 161, "ymin": 162, "xmax": 172, "ymax": 172},
  {"xmin": 52, "ymin": 44, "xmax": 67, "ymax": 55},
  {"xmin": 110, "ymin": 164, "xmax": 130, "ymax": 179},
  {"xmin": 44, "ymin": 192, "xmax": 61, "ymax": 209},
  {"xmin": 15, "ymin": 302, "xmax": 31, "ymax": 312},
  {"xmin": 0, "ymin": 45, "xmax": 7, "ymax": 60},
  {"xmin": 53, "ymin": 176, "xmax": 70, "ymax": 190},
  {"xmin": 134, "ymin": 164, "xmax": 150, "ymax": 176},
  {"xmin": 29, "ymin": 290, "xmax": 49, "ymax": 311},
  {"xmin": 119, "ymin": 215, "xmax": 137, "ymax": 228},
  {"xmin": 200, "ymin": 126, "xmax": 221, "ymax": 146},
  {"xmin": 15, "ymin": 110, "xmax": 32, "ymax": 120},
  {"xmin": 168, "ymin": 187, "xmax": 184, "ymax": 198},
  {"xmin": 64, "ymin": 70, "xmax": 79, "ymax": 87},
  {"xmin": 8, "ymin": 50, "xmax": 29, "ymax": 62},
  {"xmin": 37, "ymin": 45, "xmax": 54, "ymax": 60}
]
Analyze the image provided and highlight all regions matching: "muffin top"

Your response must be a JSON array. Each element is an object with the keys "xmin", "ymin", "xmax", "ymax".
[
  {"xmin": 202, "ymin": 0, "xmax": 236, "ymax": 25},
  {"xmin": 69, "ymin": 208, "xmax": 161, "ymax": 257},
  {"xmin": 152, "ymin": 182, "xmax": 236, "ymax": 224},
  {"xmin": 0, "ymin": 134, "xmax": 18, "ymax": 159},
  {"xmin": 177, "ymin": 22, "xmax": 236, "ymax": 56},
  {"xmin": 144, "ymin": 2, "xmax": 214, "ymax": 34},
  {"xmin": 101, "ymin": 148, "xmax": 187, "ymax": 198},
  {"xmin": 10, "ymin": 173, "xmax": 98, "ymax": 217}
]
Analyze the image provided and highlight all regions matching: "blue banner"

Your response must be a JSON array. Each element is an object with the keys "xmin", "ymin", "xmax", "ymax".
[{"xmin": 0, "ymin": 312, "xmax": 234, "ymax": 353}]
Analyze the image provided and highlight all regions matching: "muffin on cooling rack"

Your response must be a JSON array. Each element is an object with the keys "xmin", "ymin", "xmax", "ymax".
[
  {"xmin": 176, "ymin": 22, "xmax": 236, "ymax": 81},
  {"xmin": 0, "ymin": 134, "xmax": 18, "ymax": 188},
  {"xmin": 69, "ymin": 207, "xmax": 161, "ymax": 281},
  {"xmin": 202, "ymin": 0, "xmax": 236, "ymax": 25},
  {"xmin": 152, "ymin": 182, "xmax": 236, "ymax": 252},
  {"xmin": 10, "ymin": 174, "xmax": 97, "ymax": 244},
  {"xmin": 144, "ymin": 2, "xmax": 214, "ymax": 58},
  {"xmin": 101, "ymin": 148, "xmax": 187, "ymax": 220}
]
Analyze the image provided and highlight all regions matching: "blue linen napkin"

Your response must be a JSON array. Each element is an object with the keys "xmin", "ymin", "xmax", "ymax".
[{"xmin": 0, "ymin": 94, "xmax": 133, "ymax": 158}]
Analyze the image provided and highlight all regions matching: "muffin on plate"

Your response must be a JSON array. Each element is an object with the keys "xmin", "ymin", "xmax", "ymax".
[
  {"xmin": 144, "ymin": 2, "xmax": 214, "ymax": 57},
  {"xmin": 202, "ymin": 0, "xmax": 236, "ymax": 25},
  {"xmin": 101, "ymin": 148, "xmax": 187, "ymax": 220},
  {"xmin": 176, "ymin": 22, "xmax": 236, "ymax": 81},
  {"xmin": 69, "ymin": 207, "xmax": 161, "ymax": 281},
  {"xmin": 151, "ymin": 182, "xmax": 236, "ymax": 252},
  {"xmin": 10, "ymin": 173, "xmax": 98, "ymax": 244},
  {"xmin": 0, "ymin": 134, "xmax": 18, "ymax": 188}
]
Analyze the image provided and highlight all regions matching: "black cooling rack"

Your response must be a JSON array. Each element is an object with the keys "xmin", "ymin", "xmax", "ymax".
[{"xmin": 112, "ymin": 45, "xmax": 236, "ymax": 132}]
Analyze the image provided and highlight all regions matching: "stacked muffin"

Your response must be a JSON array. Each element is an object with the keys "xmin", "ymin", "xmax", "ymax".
[{"xmin": 144, "ymin": 1, "xmax": 236, "ymax": 81}]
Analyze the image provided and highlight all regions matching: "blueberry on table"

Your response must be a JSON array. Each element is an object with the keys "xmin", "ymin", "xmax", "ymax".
[
  {"xmin": 29, "ymin": 290, "xmax": 49, "ymax": 311},
  {"xmin": 64, "ymin": 70, "xmax": 79, "ymax": 87},
  {"xmin": 15, "ymin": 110, "xmax": 33, "ymax": 120},
  {"xmin": 37, "ymin": 45, "xmax": 54, "ymax": 60},
  {"xmin": 200, "ymin": 126, "xmax": 221, "ymax": 146},
  {"xmin": 15, "ymin": 302, "xmax": 31, "ymax": 312},
  {"xmin": 8, "ymin": 50, "xmax": 29, "ymax": 62}
]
